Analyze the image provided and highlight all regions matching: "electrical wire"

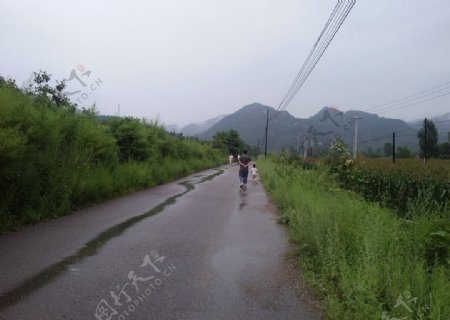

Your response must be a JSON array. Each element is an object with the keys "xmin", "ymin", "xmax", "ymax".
[
  {"xmin": 270, "ymin": 0, "xmax": 355, "ymax": 122},
  {"xmin": 279, "ymin": 0, "xmax": 355, "ymax": 114},
  {"xmin": 372, "ymin": 87, "xmax": 450, "ymax": 115},
  {"xmin": 363, "ymin": 81, "xmax": 450, "ymax": 113}
]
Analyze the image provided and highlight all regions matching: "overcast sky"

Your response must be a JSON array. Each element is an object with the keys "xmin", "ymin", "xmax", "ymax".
[{"xmin": 1, "ymin": 0, "xmax": 449, "ymax": 126}]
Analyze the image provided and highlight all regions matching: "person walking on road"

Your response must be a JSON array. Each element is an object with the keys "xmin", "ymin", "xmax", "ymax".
[
  {"xmin": 251, "ymin": 163, "xmax": 258, "ymax": 182},
  {"xmin": 238, "ymin": 150, "xmax": 251, "ymax": 190},
  {"xmin": 228, "ymin": 154, "xmax": 233, "ymax": 165}
]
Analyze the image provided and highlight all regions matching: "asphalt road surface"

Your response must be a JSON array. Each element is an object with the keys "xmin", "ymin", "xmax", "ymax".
[{"xmin": 0, "ymin": 165, "xmax": 322, "ymax": 320}]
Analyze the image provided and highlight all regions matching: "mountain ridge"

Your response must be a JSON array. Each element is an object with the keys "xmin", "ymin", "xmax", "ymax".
[{"xmin": 195, "ymin": 103, "xmax": 439, "ymax": 152}]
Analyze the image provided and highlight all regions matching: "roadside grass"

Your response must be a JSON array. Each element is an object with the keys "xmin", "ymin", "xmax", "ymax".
[
  {"xmin": 259, "ymin": 158, "xmax": 450, "ymax": 320},
  {"xmin": 1, "ymin": 158, "xmax": 223, "ymax": 233}
]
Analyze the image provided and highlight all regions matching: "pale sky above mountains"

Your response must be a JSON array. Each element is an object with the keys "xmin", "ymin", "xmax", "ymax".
[{"xmin": 1, "ymin": 0, "xmax": 449, "ymax": 126}]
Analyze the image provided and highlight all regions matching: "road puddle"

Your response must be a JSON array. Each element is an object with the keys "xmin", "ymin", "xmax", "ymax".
[{"xmin": 0, "ymin": 169, "xmax": 223, "ymax": 311}]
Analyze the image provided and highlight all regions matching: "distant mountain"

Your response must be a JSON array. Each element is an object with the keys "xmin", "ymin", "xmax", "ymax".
[
  {"xmin": 164, "ymin": 124, "xmax": 179, "ymax": 132},
  {"xmin": 198, "ymin": 103, "xmax": 306, "ymax": 151},
  {"xmin": 197, "ymin": 103, "xmax": 418, "ymax": 153},
  {"xmin": 180, "ymin": 114, "xmax": 226, "ymax": 136},
  {"xmin": 408, "ymin": 113, "xmax": 450, "ymax": 143},
  {"xmin": 308, "ymin": 107, "xmax": 417, "ymax": 151}
]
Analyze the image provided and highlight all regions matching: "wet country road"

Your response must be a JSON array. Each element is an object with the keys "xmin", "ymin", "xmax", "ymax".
[{"xmin": 0, "ymin": 165, "xmax": 322, "ymax": 320}]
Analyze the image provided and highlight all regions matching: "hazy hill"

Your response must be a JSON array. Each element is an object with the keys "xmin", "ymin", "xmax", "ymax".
[
  {"xmin": 164, "ymin": 124, "xmax": 179, "ymax": 132},
  {"xmin": 198, "ymin": 103, "xmax": 307, "ymax": 151},
  {"xmin": 198, "ymin": 103, "xmax": 418, "ymax": 152},
  {"xmin": 308, "ymin": 107, "xmax": 416, "ymax": 151},
  {"xmin": 180, "ymin": 114, "xmax": 226, "ymax": 136}
]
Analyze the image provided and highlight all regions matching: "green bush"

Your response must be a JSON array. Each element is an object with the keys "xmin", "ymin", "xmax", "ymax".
[{"xmin": 0, "ymin": 81, "xmax": 224, "ymax": 232}]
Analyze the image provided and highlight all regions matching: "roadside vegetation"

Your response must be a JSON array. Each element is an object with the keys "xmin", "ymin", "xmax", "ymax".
[
  {"xmin": 259, "ymin": 143, "xmax": 449, "ymax": 319},
  {"xmin": 0, "ymin": 74, "xmax": 225, "ymax": 233}
]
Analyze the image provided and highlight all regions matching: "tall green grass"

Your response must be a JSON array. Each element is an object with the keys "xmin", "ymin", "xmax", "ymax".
[
  {"xmin": 259, "ymin": 158, "xmax": 450, "ymax": 319},
  {"xmin": 0, "ymin": 82, "xmax": 224, "ymax": 232}
]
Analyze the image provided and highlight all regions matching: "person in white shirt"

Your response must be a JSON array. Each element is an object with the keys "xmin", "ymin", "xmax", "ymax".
[{"xmin": 250, "ymin": 163, "xmax": 258, "ymax": 182}]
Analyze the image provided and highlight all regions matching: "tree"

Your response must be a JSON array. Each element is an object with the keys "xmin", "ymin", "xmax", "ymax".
[
  {"xmin": 438, "ymin": 142, "xmax": 450, "ymax": 159},
  {"xmin": 109, "ymin": 117, "xmax": 151, "ymax": 162},
  {"xmin": 396, "ymin": 146, "xmax": 413, "ymax": 158},
  {"xmin": 383, "ymin": 142, "xmax": 393, "ymax": 157},
  {"xmin": 437, "ymin": 132, "xmax": 450, "ymax": 159},
  {"xmin": 0, "ymin": 76, "xmax": 16, "ymax": 88},
  {"xmin": 212, "ymin": 129, "xmax": 245, "ymax": 155},
  {"xmin": 418, "ymin": 119, "xmax": 439, "ymax": 158},
  {"xmin": 26, "ymin": 70, "xmax": 74, "ymax": 111}
]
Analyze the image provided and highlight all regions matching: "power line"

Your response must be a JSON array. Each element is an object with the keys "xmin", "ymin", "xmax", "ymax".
[
  {"xmin": 364, "ymin": 81, "xmax": 450, "ymax": 113},
  {"xmin": 270, "ymin": 0, "xmax": 355, "ymax": 122},
  {"xmin": 262, "ymin": 0, "xmax": 355, "ymax": 152},
  {"xmin": 279, "ymin": 0, "xmax": 355, "ymax": 114},
  {"xmin": 260, "ymin": 0, "xmax": 355, "ymax": 153},
  {"xmin": 276, "ymin": 2, "xmax": 343, "ymax": 113},
  {"xmin": 358, "ymin": 127, "xmax": 415, "ymax": 146},
  {"xmin": 275, "ymin": 1, "xmax": 346, "ymax": 115},
  {"xmin": 372, "ymin": 86, "xmax": 450, "ymax": 115}
]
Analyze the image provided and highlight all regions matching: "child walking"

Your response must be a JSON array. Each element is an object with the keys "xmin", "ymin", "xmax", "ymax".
[{"xmin": 251, "ymin": 163, "xmax": 258, "ymax": 182}]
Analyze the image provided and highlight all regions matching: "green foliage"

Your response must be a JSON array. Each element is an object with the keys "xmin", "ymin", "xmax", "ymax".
[
  {"xmin": 333, "ymin": 158, "xmax": 449, "ymax": 217},
  {"xmin": 0, "ymin": 76, "xmax": 224, "ymax": 232},
  {"xmin": 325, "ymin": 139, "xmax": 354, "ymax": 176},
  {"xmin": 425, "ymin": 227, "xmax": 450, "ymax": 267},
  {"xmin": 327, "ymin": 141, "xmax": 449, "ymax": 217},
  {"xmin": 26, "ymin": 70, "xmax": 74, "ymax": 111},
  {"xmin": 212, "ymin": 129, "xmax": 244, "ymax": 155},
  {"xmin": 418, "ymin": 119, "xmax": 439, "ymax": 158},
  {"xmin": 363, "ymin": 146, "xmax": 382, "ymax": 158},
  {"xmin": 109, "ymin": 117, "xmax": 152, "ymax": 162},
  {"xmin": 259, "ymin": 157, "xmax": 450, "ymax": 319},
  {"xmin": 397, "ymin": 145, "xmax": 414, "ymax": 158},
  {"xmin": 438, "ymin": 142, "xmax": 450, "ymax": 159},
  {"xmin": 277, "ymin": 151, "xmax": 318, "ymax": 170}
]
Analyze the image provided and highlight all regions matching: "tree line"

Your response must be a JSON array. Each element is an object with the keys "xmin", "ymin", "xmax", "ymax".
[{"xmin": 363, "ymin": 119, "xmax": 450, "ymax": 159}]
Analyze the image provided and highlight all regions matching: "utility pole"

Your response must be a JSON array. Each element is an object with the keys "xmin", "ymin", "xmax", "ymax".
[
  {"xmin": 303, "ymin": 138, "xmax": 307, "ymax": 159},
  {"xmin": 309, "ymin": 137, "xmax": 313, "ymax": 157},
  {"xmin": 264, "ymin": 109, "xmax": 269, "ymax": 157},
  {"xmin": 257, "ymin": 139, "xmax": 260, "ymax": 155},
  {"xmin": 352, "ymin": 115, "xmax": 362, "ymax": 160},
  {"xmin": 392, "ymin": 132, "xmax": 396, "ymax": 164},
  {"xmin": 424, "ymin": 118, "xmax": 427, "ymax": 165}
]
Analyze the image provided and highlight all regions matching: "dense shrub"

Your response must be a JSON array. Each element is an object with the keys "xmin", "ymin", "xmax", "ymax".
[{"xmin": 0, "ymin": 81, "xmax": 224, "ymax": 232}]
